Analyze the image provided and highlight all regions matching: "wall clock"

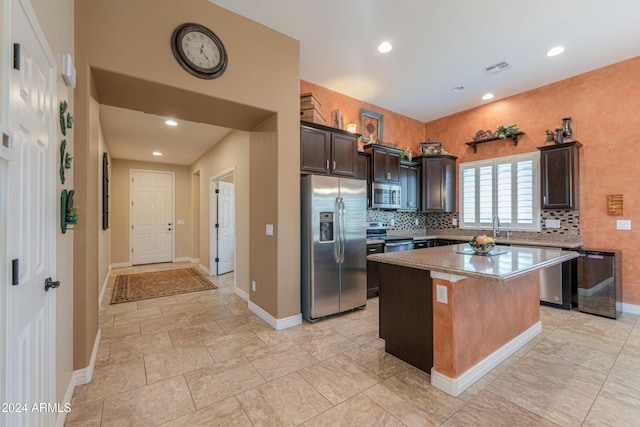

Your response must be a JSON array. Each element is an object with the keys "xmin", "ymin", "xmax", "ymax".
[{"xmin": 171, "ymin": 22, "xmax": 227, "ymax": 79}]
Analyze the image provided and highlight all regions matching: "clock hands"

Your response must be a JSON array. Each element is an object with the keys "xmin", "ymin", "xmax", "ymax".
[{"xmin": 199, "ymin": 44, "xmax": 211, "ymax": 62}]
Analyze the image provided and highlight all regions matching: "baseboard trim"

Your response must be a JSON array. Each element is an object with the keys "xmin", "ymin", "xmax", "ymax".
[
  {"xmin": 198, "ymin": 264, "xmax": 210, "ymax": 275},
  {"xmin": 73, "ymin": 328, "xmax": 101, "ymax": 386},
  {"xmin": 621, "ymin": 302, "xmax": 640, "ymax": 315},
  {"xmin": 190, "ymin": 258, "xmax": 200, "ymax": 264},
  {"xmin": 431, "ymin": 321, "xmax": 542, "ymax": 397},
  {"xmin": 235, "ymin": 287, "xmax": 249, "ymax": 301},
  {"xmin": 248, "ymin": 301, "xmax": 302, "ymax": 330},
  {"xmin": 110, "ymin": 261, "xmax": 131, "ymax": 269},
  {"xmin": 98, "ymin": 273, "xmax": 109, "ymax": 307},
  {"xmin": 173, "ymin": 257, "xmax": 190, "ymax": 263},
  {"xmin": 55, "ymin": 371, "xmax": 76, "ymax": 427}
]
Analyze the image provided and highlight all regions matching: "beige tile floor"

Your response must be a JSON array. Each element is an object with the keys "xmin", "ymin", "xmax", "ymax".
[{"xmin": 65, "ymin": 262, "xmax": 640, "ymax": 426}]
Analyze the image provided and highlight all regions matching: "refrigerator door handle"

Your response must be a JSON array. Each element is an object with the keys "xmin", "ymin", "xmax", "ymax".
[
  {"xmin": 339, "ymin": 197, "xmax": 346, "ymax": 263},
  {"xmin": 334, "ymin": 197, "xmax": 341, "ymax": 263}
]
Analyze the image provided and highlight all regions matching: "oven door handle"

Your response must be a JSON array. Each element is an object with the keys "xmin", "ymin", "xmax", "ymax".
[{"xmin": 385, "ymin": 241, "xmax": 414, "ymax": 247}]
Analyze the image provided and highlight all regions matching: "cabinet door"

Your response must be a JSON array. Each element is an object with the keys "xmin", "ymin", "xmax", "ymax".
[
  {"xmin": 423, "ymin": 157, "xmax": 444, "ymax": 211},
  {"xmin": 301, "ymin": 126, "xmax": 330, "ymax": 174},
  {"xmin": 386, "ymin": 151, "xmax": 401, "ymax": 183},
  {"xmin": 422, "ymin": 156, "xmax": 455, "ymax": 212},
  {"xmin": 407, "ymin": 164, "xmax": 420, "ymax": 210},
  {"xmin": 331, "ymin": 133, "xmax": 357, "ymax": 177},
  {"xmin": 372, "ymin": 149, "xmax": 389, "ymax": 182},
  {"xmin": 541, "ymin": 145, "xmax": 579, "ymax": 209},
  {"xmin": 367, "ymin": 243, "xmax": 384, "ymax": 298},
  {"xmin": 357, "ymin": 153, "xmax": 371, "ymax": 207}
]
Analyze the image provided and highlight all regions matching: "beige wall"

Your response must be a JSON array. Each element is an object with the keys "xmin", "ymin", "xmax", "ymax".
[
  {"xmin": 190, "ymin": 130, "xmax": 250, "ymax": 294},
  {"xmin": 110, "ymin": 159, "xmax": 192, "ymax": 265},
  {"xmin": 96, "ymin": 100, "xmax": 110, "ymax": 299},
  {"xmin": 74, "ymin": 0, "xmax": 300, "ymax": 365}
]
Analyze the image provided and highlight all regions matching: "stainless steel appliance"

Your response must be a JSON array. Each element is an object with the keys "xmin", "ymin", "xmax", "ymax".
[
  {"xmin": 366, "ymin": 222, "xmax": 414, "ymax": 252},
  {"xmin": 371, "ymin": 183, "xmax": 401, "ymax": 210},
  {"xmin": 301, "ymin": 175, "xmax": 367, "ymax": 322},
  {"xmin": 578, "ymin": 249, "xmax": 621, "ymax": 319}
]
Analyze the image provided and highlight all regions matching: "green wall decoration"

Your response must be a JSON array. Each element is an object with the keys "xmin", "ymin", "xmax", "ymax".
[{"xmin": 61, "ymin": 189, "xmax": 78, "ymax": 234}]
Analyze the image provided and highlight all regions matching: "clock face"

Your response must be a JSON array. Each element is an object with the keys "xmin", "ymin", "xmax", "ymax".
[{"xmin": 172, "ymin": 23, "xmax": 227, "ymax": 79}]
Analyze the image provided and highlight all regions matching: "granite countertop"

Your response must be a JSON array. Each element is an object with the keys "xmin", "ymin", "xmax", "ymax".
[{"xmin": 367, "ymin": 243, "xmax": 579, "ymax": 282}]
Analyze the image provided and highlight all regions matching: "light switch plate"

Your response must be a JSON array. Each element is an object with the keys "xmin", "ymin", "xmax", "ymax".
[
  {"xmin": 266, "ymin": 224, "xmax": 274, "ymax": 236},
  {"xmin": 177, "ymin": 219, "xmax": 185, "ymax": 225},
  {"xmin": 436, "ymin": 284, "xmax": 448, "ymax": 304},
  {"xmin": 616, "ymin": 220, "xmax": 631, "ymax": 230}
]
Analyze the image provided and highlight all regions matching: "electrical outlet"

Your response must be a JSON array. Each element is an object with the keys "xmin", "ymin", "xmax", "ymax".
[
  {"xmin": 266, "ymin": 224, "xmax": 274, "ymax": 236},
  {"xmin": 452, "ymin": 218, "xmax": 458, "ymax": 226},
  {"xmin": 415, "ymin": 218, "xmax": 419, "ymax": 226},
  {"xmin": 390, "ymin": 218, "xmax": 395, "ymax": 226},
  {"xmin": 616, "ymin": 220, "xmax": 631, "ymax": 230},
  {"xmin": 436, "ymin": 285, "xmax": 448, "ymax": 304},
  {"xmin": 251, "ymin": 280, "xmax": 256, "ymax": 292}
]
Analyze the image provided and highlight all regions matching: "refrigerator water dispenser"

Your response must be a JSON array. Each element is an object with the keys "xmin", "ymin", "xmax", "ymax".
[{"xmin": 319, "ymin": 212, "xmax": 334, "ymax": 242}]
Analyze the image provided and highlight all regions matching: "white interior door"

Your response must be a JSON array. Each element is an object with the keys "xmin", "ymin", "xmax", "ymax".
[
  {"xmin": 217, "ymin": 180, "xmax": 235, "ymax": 275},
  {"xmin": 131, "ymin": 170, "xmax": 173, "ymax": 265},
  {"xmin": 5, "ymin": 0, "xmax": 57, "ymax": 425}
]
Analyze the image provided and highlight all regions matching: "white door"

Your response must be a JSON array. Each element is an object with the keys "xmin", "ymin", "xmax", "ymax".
[
  {"xmin": 5, "ymin": 0, "xmax": 57, "ymax": 425},
  {"xmin": 217, "ymin": 181, "xmax": 235, "ymax": 274},
  {"xmin": 131, "ymin": 170, "xmax": 173, "ymax": 265}
]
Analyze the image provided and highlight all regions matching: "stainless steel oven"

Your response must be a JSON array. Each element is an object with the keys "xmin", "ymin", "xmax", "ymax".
[
  {"xmin": 383, "ymin": 238, "xmax": 415, "ymax": 252},
  {"xmin": 371, "ymin": 183, "xmax": 401, "ymax": 210}
]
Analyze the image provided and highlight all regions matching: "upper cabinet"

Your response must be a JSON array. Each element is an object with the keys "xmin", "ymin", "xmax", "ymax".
[
  {"xmin": 300, "ymin": 121, "xmax": 359, "ymax": 177},
  {"xmin": 538, "ymin": 141, "xmax": 581, "ymax": 210},
  {"xmin": 363, "ymin": 144, "xmax": 402, "ymax": 184},
  {"xmin": 418, "ymin": 154, "xmax": 457, "ymax": 212},
  {"xmin": 400, "ymin": 160, "xmax": 420, "ymax": 211}
]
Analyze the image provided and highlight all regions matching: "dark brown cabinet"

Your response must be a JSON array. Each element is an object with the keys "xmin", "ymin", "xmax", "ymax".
[
  {"xmin": 300, "ymin": 121, "xmax": 359, "ymax": 177},
  {"xmin": 366, "ymin": 243, "xmax": 384, "ymax": 298},
  {"xmin": 356, "ymin": 152, "xmax": 371, "ymax": 207},
  {"xmin": 538, "ymin": 142, "xmax": 581, "ymax": 210},
  {"xmin": 363, "ymin": 144, "xmax": 402, "ymax": 183},
  {"xmin": 418, "ymin": 154, "xmax": 457, "ymax": 212},
  {"xmin": 400, "ymin": 160, "xmax": 420, "ymax": 211}
]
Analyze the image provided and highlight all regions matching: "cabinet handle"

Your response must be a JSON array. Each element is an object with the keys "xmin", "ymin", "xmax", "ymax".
[
  {"xmin": 326, "ymin": 160, "xmax": 329, "ymax": 170},
  {"xmin": 544, "ymin": 195, "xmax": 547, "ymax": 205},
  {"xmin": 333, "ymin": 160, "xmax": 336, "ymax": 170}
]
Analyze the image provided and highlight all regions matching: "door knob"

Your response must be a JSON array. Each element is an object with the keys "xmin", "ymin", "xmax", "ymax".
[
  {"xmin": 44, "ymin": 277, "xmax": 60, "ymax": 291},
  {"xmin": 168, "ymin": 228, "xmax": 172, "ymax": 231}
]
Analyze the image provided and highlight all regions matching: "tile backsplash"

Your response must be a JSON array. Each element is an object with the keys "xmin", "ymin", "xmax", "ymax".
[{"xmin": 367, "ymin": 209, "xmax": 581, "ymax": 242}]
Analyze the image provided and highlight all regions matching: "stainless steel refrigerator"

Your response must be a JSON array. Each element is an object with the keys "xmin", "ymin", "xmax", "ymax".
[{"xmin": 301, "ymin": 175, "xmax": 367, "ymax": 322}]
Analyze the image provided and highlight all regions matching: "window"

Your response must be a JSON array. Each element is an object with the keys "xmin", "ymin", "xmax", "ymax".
[{"xmin": 459, "ymin": 152, "xmax": 540, "ymax": 232}]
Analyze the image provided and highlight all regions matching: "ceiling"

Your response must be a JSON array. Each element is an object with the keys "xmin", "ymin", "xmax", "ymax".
[{"xmin": 104, "ymin": 0, "xmax": 640, "ymax": 164}]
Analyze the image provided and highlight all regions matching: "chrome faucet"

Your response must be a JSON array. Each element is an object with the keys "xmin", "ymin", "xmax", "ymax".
[{"xmin": 492, "ymin": 214, "xmax": 500, "ymax": 239}]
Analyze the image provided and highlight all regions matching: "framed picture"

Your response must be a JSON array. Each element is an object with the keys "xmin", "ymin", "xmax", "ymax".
[
  {"xmin": 419, "ymin": 141, "xmax": 442, "ymax": 155},
  {"xmin": 360, "ymin": 109, "xmax": 383, "ymax": 143}
]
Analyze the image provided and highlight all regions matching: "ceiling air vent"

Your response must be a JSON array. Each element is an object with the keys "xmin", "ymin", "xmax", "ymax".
[{"xmin": 482, "ymin": 60, "xmax": 513, "ymax": 75}]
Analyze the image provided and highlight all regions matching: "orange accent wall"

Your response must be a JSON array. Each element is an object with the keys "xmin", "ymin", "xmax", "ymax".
[
  {"xmin": 425, "ymin": 56, "xmax": 640, "ymax": 306},
  {"xmin": 300, "ymin": 80, "xmax": 425, "ymax": 154},
  {"xmin": 432, "ymin": 274, "xmax": 540, "ymax": 378}
]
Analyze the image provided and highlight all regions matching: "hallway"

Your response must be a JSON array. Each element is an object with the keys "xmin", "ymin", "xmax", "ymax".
[{"xmin": 65, "ymin": 263, "xmax": 640, "ymax": 426}]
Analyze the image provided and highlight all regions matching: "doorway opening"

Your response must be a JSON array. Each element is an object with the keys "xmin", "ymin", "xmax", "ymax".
[{"xmin": 210, "ymin": 168, "xmax": 236, "ymax": 278}]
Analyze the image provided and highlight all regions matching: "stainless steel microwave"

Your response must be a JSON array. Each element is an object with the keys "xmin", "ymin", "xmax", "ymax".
[{"xmin": 371, "ymin": 183, "xmax": 401, "ymax": 209}]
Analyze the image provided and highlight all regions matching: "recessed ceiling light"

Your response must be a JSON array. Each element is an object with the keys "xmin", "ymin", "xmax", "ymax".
[
  {"xmin": 377, "ymin": 42, "xmax": 392, "ymax": 53},
  {"xmin": 152, "ymin": 151, "xmax": 162, "ymax": 156},
  {"xmin": 546, "ymin": 46, "xmax": 565, "ymax": 57},
  {"xmin": 451, "ymin": 86, "xmax": 465, "ymax": 93},
  {"xmin": 164, "ymin": 119, "xmax": 178, "ymax": 126},
  {"xmin": 482, "ymin": 93, "xmax": 494, "ymax": 101}
]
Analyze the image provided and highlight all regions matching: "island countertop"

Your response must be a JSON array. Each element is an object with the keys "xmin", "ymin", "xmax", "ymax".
[{"xmin": 367, "ymin": 243, "xmax": 579, "ymax": 282}]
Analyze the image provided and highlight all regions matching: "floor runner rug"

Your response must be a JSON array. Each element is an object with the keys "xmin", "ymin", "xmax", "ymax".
[{"xmin": 111, "ymin": 268, "xmax": 217, "ymax": 304}]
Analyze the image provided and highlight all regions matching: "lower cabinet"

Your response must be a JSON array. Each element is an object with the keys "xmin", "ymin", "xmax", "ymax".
[
  {"xmin": 413, "ymin": 239, "xmax": 437, "ymax": 249},
  {"xmin": 366, "ymin": 243, "xmax": 384, "ymax": 298}
]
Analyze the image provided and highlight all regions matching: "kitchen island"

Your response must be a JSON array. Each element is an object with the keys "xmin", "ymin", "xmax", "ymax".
[{"xmin": 367, "ymin": 244, "xmax": 579, "ymax": 396}]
